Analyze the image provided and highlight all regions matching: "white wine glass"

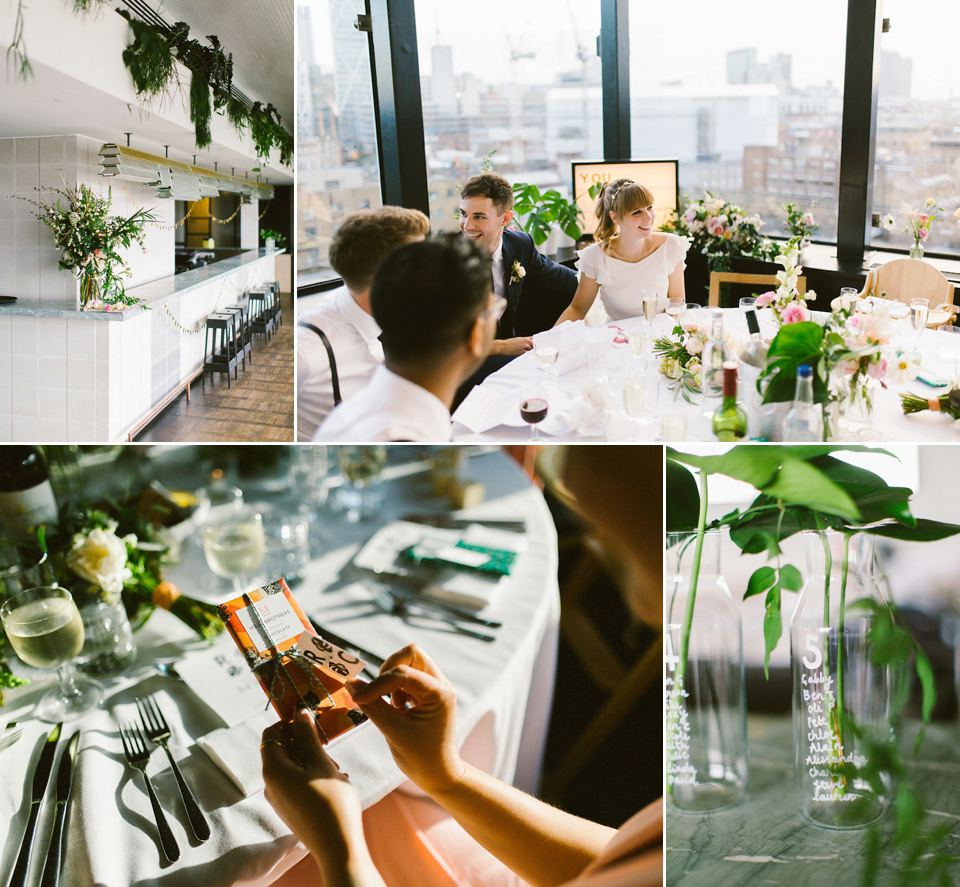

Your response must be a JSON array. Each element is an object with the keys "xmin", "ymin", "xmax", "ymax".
[
  {"xmin": 642, "ymin": 290, "xmax": 658, "ymax": 324},
  {"xmin": 533, "ymin": 340, "xmax": 560, "ymax": 370},
  {"xmin": 203, "ymin": 506, "xmax": 266, "ymax": 597},
  {"xmin": 1, "ymin": 585, "xmax": 103, "ymax": 721}
]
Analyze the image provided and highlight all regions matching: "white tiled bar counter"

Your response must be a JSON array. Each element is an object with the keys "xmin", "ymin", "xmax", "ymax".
[{"xmin": 0, "ymin": 249, "xmax": 276, "ymax": 441}]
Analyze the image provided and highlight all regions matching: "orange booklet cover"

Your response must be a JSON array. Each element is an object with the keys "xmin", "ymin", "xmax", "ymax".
[{"xmin": 217, "ymin": 579, "xmax": 367, "ymax": 742}]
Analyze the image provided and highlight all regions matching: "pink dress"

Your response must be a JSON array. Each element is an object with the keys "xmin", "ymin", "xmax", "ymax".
[{"xmin": 271, "ymin": 796, "xmax": 662, "ymax": 887}]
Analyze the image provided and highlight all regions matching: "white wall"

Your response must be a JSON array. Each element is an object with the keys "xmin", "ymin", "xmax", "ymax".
[{"xmin": 0, "ymin": 135, "xmax": 175, "ymax": 303}]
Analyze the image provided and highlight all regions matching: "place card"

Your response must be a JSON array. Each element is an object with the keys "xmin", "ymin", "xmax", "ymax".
[
  {"xmin": 217, "ymin": 579, "xmax": 367, "ymax": 742},
  {"xmin": 175, "ymin": 644, "xmax": 268, "ymax": 727}
]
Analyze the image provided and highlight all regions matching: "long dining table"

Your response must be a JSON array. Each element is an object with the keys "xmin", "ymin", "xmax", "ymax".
[
  {"xmin": 451, "ymin": 309, "xmax": 960, "ymax": 443},
  {"xmin": 0, "ymin": 447, "xmax": 560, "ymax": 887}
]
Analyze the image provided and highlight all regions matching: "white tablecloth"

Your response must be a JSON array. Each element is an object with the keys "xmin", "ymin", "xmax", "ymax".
[
  {"xmin": 452, "ymin": 310, "xmax": 960, "ymax": 442},
  {"xmin": 0, "ymin": 449, "xmax": 560, "ymax": 887}
]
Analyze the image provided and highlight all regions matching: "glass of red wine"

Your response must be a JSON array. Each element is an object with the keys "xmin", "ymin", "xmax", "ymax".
[{"xmin": 518, "ymin": 388, "xmax": 549, "ymax": 440}]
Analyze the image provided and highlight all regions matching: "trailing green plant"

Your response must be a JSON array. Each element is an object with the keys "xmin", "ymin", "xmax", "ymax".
[
  {"xmin": 248, "ymin": 102, "xmax": 294, "ymax": 166},
  {"xmin": 117, "ymin": 10, "xmax": 178, "ymax": 99},
  {"xmin": 6, "ymin": 0, "xmax": 31, "ymax": 82},
  {"xmin": 511, "ymin": 183, "xmax": 584, "ymax": 248}
]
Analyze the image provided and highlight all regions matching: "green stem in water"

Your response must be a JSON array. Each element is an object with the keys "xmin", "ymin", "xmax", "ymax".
[
  {"xmin": 678, "ymin": 468, "xmax": 710, "ymax": 686},
  {"xmin": 837, "ymin": 533, "xmax": 850, "ymax": 749}
]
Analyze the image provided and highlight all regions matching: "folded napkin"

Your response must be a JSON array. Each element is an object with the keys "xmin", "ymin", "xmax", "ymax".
[
  {"xmin": 553, "ymin": 382, "xmax": 609, "ymax": 439},
  {"xmin": 196, "ymin": 709, "xmax": 279, "ymax": 796}
]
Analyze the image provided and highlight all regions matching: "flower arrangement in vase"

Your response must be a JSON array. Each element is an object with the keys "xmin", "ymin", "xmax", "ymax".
[
  {"xmin": 661, "ymin": 191, "xmax": 777, "ymax": 273},
  {"xmin": 901, "ymin": 197, "xmax": 943, "ymax": 259},
  {"xmin": 17, "ymin": 183, "xmax": 156, "ymax": 311},
  {"xmin": 783, "ymin": 201, "xmax": 819, "ymax": 247},
  {"xmin": 753, "ymin": 239, "xmax": 818, "ymax": 327}
]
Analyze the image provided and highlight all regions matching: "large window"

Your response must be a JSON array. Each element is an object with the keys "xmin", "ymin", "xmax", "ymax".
[
  {"xmin": 870, "ymin": 1, "xmax": 960, "ymax": 256},
  {"xmin": 297, "ymin": 0, "xmax": 382, "ymax": 288},
  {"xmin": 629, "ymin": 1, "xmax": 847, "ymax": 243},
  {"xmin": 413, "ymin": 0, "xmax": 601, "ymax": 234}
]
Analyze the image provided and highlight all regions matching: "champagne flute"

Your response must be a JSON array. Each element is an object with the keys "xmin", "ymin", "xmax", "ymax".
[
  {"xmin": 642, "ymin": 290, "xmax": 658, "ymax": 323},
  {"xmin": 910, "ymin": 298, "xmax": 929, "ymax": 343},
  {"xmin": 665, "ymin": 297, "xmax": 685, "ymax": 329},
  {"xmin": 518, "ymin": 389, "xmax": 549, "ymax": 441},
  {"xmin": 203, "ymin": 506, "xmax": 266, "ymax": 597},
  {"xmin": 1, "ymin": 585, "xmax": 103, "ymax": 721}
]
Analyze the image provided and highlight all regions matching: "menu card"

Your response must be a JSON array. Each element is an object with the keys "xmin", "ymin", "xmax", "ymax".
[{"xmin": 217, "ymin": 578, "xmax": 368, "ymax": 742}]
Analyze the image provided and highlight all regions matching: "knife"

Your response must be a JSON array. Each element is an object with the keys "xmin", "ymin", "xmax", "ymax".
[
  {"xmin": 39, "ymin": 731, "xmax": 81, "ymax": 887},
  {"xmin": 8, "ymin": 722, "xmax": 62, "ymax": 887},
  {"xmin": 400, "ymin": 514, "xmax": 527, "ymax": 533}
]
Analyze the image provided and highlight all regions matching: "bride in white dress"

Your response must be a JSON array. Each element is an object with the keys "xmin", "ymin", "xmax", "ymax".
[{"xmin": 555, "ymin": 178, "xmax": 688, "ymax": 324}]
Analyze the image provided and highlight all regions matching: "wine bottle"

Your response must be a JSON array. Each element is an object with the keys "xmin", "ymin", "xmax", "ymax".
[
  {"xmin": 782, "ymin": 365, "xmax": 823, "ymax": 441},
  {"xmin": 712, "ymin": 362, "xmax": 748, "ymax": 441},
  {"xmin": 701, "ymin": 308, "xmax": 730, "ymax": 415},
  {"xmin": 738, "ymin": 308, "xmax": 768, "ymax": 367},
  {"xmin": 0, "ymin": 447, "xmax": 59, "ymax": 542}
]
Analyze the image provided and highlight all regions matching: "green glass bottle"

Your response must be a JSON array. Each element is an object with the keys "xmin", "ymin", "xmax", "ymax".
[{"xmin": 712, "ymin": 361, "xmax": 747, "ymax": 441}]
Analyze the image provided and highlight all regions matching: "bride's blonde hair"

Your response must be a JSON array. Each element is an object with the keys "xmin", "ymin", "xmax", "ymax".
[{"xmin": 594, "ymin": 179, "xmax": 656, "ymax": 252}]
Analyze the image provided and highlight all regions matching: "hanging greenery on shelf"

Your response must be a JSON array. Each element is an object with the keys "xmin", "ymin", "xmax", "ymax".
[{"xmin": 115, "ymin": 12, "xmax": 291, "ymax": 165}]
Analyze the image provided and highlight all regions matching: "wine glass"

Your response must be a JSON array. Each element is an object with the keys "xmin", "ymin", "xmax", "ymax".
[
  {"xmin": 1, "ymin": 585, "xmax": 103, "ymax": 721},
  {"xmin": 910, "ymin": 298, "xmax": 929, "ymax": 343},
  {"xmin": 839, "ymin": 286, "xmax": 859, "ymax": 312},
  {"xmin": 518, "ymin": 388, "xmax": 549, "ymax": 441},
  {"xmin": 627, "ymin": 322, "xmax": 647, "ymax": 367},
  {"xmin": 739, "ymin": 296, "xmax": 756, "ymax": 320},
  {"xmin": 533, "ymin": 340, "xmax": 560, "ymax": 370},
  {"xmin": 203, "ymin": 505, "xmax": 266, "ymax": 597},
  {"xmin": 641, "ymin": 290, "xmax": 658, "ymax": 323},
  {"xmin": 337, "ymin": 446, "xmax": 388, "ymax": 522},
  {"xmin": 665, "ymin": 297, "xmax": 685, "ymax": 328}
]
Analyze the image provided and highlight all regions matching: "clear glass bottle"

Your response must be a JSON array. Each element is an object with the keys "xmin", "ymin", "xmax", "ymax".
[
  {"xmin": 712, "ymin": 362, "xmax": 747, "ymax": 441},
  {"xmin": 700, "ymin": 308, "xmax": 729, "ymax": 417},
  {"xmin": 737, "ymin": 308, "xmax": 768, "ymax": 368},
  {"xmin": 790, "ymin": 530, "xmax": 893, "ymax": 828},
  {"xmin": 665, "ymin": 530, "xmax": 747, "ymax": 812},
  {"xmin": 783, "ymin": 365, "xmax": 823, "ymax": 441}
]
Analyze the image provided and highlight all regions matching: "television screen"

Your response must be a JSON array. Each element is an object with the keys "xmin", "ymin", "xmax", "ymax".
[{"xmin": 571, "ymin": 159, "xmax": 679, "ymax": 239}]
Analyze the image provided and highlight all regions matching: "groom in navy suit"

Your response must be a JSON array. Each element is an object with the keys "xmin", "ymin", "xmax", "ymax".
[{"xmin": 456, "ymin": 173, "xmax": 577, "ymax": 395}]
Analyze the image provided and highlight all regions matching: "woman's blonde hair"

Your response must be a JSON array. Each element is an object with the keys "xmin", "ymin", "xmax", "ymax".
[{"xmin": 593, "ymin": 179, "xmax": 656, "ymax": 251}]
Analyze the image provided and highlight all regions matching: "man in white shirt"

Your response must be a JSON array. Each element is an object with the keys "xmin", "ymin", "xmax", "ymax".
[
  {"xmin": 296, "ymin": 206, "xmax": 429, "ymax": 440},
  {"xmin": 314, "ymin": 236, "xmax": 500, "ymax": 442}
]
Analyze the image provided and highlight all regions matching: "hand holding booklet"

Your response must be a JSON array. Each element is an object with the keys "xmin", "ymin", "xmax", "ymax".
[{"xmin": 216, "ymin": 579, "xmax": 368, "ymax": 742}]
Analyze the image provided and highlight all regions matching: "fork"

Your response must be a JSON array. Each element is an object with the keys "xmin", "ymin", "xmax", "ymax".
[
  {"xmin": 364, "ymin": 580, "xmax": 495, "ymax": 642},
  {"xmin": 137, "ymin": 696, "xmax": 210, "ymax": 843},
  {"xmin": 0, "ymin": 720, "xmax": 22, "ymax": 752},
  {"xmin": 119, "ymin": 723, "xmax": 180, "ymax": 863}
]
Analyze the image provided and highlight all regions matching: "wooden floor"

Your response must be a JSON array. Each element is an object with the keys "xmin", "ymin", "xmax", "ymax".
[{"xmin": 135, "ymin": 293, "xmax": 294, "ymax": 442}]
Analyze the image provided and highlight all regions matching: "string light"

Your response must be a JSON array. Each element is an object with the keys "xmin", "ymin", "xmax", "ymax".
[{"xmin": 161, "ymin": 280, "xmax": 243, "ymax": 334}]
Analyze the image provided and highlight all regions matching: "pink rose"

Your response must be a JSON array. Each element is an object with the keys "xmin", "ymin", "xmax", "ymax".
[
  {"xmin": 754, "ymin": 291, "xmax": 776, "ymax": 309},
  {"xmin": 685, "ymin": 335, "xmax": 703, "ymax": 355},
  {"xmin": 782, "ymin": 302, "xmax": 810, "ymax": 324},
  {"xmin": 868, "ymin": 358, "xmax": 887, "ymax": 380},
  {"xmin": 684, "ymin": 206, "xmax": 698, "ymax": 222},
  {"xmin": 706, "ymin": 217, "xmax": 725, "ymax": 237},
  {"xmin": 919, "ymin": 228, "xmax": 928, "ymax": 240}
]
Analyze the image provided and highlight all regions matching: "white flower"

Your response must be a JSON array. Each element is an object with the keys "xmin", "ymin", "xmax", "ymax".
[
  {"xmin": 66, "ymin": 527, "xmax": 132, "ymax": 594},
  {"xmin": 68, "ymin": 212, "xmax": 80, "ymax": 226},
  {"xmin": 880, "ymin": 213, "xmax": 896, "ymax": 231},
  {"xmin": 510, "ymin": 260, "xmax": 526, "ymax": 284}
]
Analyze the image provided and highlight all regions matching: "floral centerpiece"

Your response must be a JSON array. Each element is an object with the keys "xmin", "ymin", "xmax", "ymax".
[
  {"xmin": 18, "ymin": 183, "xmax": 156, "ymax": 310},
  {"xmin": 901, "ymin": 197, "xmax": 942, "ymax": 259},
  {"xmin": 653, "ymin": 323, "xmax": 706, "ymax": 401},
  {"xmin": 661, "ymin": 191, "xmax": 777, "ymax": 273},
  {"xmin": 753, "ymin": 239, "xmax": 818, "ymax": 327},
  {"xmin": 783, "ymin": 201, "xmax": 818, "ymax": 247}
]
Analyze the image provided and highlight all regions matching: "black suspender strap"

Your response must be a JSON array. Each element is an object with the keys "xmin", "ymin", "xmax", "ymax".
[{"xmin": 298, "ymin": 322, "xmax": 342, "ymax": 405}]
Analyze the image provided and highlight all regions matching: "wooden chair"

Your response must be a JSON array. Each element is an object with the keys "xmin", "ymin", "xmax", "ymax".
[
  {"xmin": 535, "ymin": 448, "xmax": 662, "ymax": 804},
  {"xmin": 708, "ymin": 271, "xmax": 806, "ymax": 307},
  {"xmin": 858, "ymin": 259, "xmax": 957, "ymax": 327}
]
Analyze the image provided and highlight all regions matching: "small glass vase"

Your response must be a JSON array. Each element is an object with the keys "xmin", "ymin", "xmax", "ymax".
[
  {"xmin": 790, "ymin": 531, "xmax": 893, "ymax": 829},
  {"xmin": 830, "ymin": 372, "xmax": 874, "ymax": 440},
  {"xmin": 74, "ymin": 589, "xmax": 137, "ymax": 677},
  {"xmin": 665, "ymin": 530, "xmax": 748, "ymax": 812},
  {"xmin": 908, "ymin": 244, "xmax": 924, "ymax": 260},
  {"xmin": 76, "ymin": 270, "xmax": 102, "ymax": 311}
]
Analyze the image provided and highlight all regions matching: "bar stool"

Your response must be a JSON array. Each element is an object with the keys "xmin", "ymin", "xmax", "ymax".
[
  {"xmin": 252, "ymin": 282, "xmax": 282, "ymax": 330},
  {"xmin": 247, "ymin": 290, "xmax": 275, "ymax": 345},
  {"xmin": 202, "ymin": 313, "xmax": 239, "ymax": 388},
  {"xmin": 224, "ymin": 305, "xmax": 252, "ymax": 369}
]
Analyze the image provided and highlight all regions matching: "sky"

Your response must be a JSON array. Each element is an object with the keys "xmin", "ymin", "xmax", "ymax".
[{"xmin": 304, "ymin": 0, "xmax": 960, "ymax": 101}]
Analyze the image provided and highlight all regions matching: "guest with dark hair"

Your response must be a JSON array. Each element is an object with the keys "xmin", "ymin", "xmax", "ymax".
[{"xmin": 313, "ymin": 235, "xmax": 500, "ymax": 442}]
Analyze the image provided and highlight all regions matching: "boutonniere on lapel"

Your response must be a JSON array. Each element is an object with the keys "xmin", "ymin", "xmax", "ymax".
[{"xmin": 510, "ymin": 260, "xmax": 526, "ymax": 284}]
